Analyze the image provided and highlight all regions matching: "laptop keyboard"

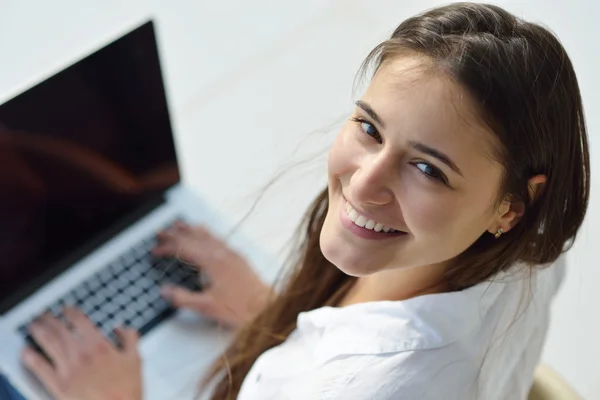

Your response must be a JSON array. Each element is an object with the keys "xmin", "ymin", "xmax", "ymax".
[{"xmin": 18, "ymin": 220, "xmax": 201, "ymax": 351}]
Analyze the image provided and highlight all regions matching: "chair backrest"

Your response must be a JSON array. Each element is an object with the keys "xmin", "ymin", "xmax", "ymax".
[{"xmin": 528, "ymin": 363, "xmax": 582, "ymax": 400}]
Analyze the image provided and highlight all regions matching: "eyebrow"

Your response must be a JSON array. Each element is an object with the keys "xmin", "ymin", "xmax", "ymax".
[
  {"xmin": 408, "ymin": 140, "xmax": 463, "ymax": 177},
  {"xmin": 355, "ymin": 100, "xmax": 463, "ymax": 177},
  {"xmin": 355, "ymin": 100, "xmax": 386, "ymax": 129}
]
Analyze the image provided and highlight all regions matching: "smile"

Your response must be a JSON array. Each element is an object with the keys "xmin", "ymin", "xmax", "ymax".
[
  {"xmin": 340, "ymin": 198, "xmax": 408, "ymax": 240},
  {"xmin": 345, "ymin": 201, "xmax": 397, "ymax": 233}
]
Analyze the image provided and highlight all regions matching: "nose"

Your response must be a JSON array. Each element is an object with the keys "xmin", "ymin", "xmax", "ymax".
[{"xmin": 349, "ymin": 152, "xmax": 395, "ymax": 206}]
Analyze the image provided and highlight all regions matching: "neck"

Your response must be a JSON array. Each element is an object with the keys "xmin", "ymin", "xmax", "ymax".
[{"xmin": 337, "ymin": 262, "xmax": 449, "ymax": 307}]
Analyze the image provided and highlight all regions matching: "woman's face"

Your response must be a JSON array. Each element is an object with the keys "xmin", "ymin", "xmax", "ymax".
[{"xmin": 321, "ymin": 57, "xmax": 508, "ymax": 277}]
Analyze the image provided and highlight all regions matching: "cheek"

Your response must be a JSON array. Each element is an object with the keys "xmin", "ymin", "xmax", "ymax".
[
  {"xmin": 400, "ymin": 187, "xmax": 494, "ymax": 240},
  {"xmin": 402, "ymin": 193, "xmax": 452, "ymax": 233}
]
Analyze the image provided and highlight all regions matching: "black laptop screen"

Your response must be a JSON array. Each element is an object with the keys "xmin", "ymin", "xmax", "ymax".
[{"xmin": 0, "ymin": 21, "xmax": 179, "ymax": 311}]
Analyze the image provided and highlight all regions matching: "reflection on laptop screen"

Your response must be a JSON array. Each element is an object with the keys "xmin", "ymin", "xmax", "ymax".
[{"xmin": 0, "ymin": 21, "xmax": 179, "ymax": 311}]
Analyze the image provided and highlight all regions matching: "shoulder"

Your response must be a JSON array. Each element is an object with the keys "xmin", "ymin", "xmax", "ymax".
[
  {"xmin": 258, "ymin": 264, "xmax": 564, "ymax": 400},
  {"xmin": 240, "ymin": 333, "xmax": 482, "ymax": 399},
  {"xmin": 289, "ymin": 349, "xmax": 480, "ymax": 400}
]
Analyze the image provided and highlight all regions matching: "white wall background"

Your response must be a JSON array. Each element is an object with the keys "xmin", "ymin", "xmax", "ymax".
[{"xmin": 0, "ymin": 0, "xmax": 598, "ymax": 398}]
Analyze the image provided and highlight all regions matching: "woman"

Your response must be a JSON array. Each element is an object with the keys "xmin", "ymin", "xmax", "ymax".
[{"xmin": 21, "ymin": 3, "xmax": 589, "ymax": 399}]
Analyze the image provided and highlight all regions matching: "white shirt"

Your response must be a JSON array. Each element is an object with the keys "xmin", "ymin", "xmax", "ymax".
[{"xmin": 237, "ymin": 262, "xmax": 565, "ymax": 400}]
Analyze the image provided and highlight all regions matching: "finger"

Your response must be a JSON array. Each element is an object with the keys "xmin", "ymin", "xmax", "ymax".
[
  {"xmin": 153, "ymin": 241, "xmax": 203, "ymax": 267},
  {"xmin": 114, "ymin": 327, "xmax": 139, "ymax": 353},
  {"xmin": 161, "ymin": 285, "xmax": 216, "ymax": 317},
  {"xmin": 22, "ymin": 347, "xmax": 61, "ymax": 397},
  {"xmin": 151, "ymin": 241, "xmax": 178, "ymax": 257},
  {"xmin": 154, "ymin": 225, "xmax": 229, "ymax": 271},
  {"xmin": 39, "ymin": 313, "xmax": 71, "ymax": 336},
  {"xmin": 63, "ymin": 307, "xmax": 104, "ymax": 344},
  {"xmin": 152, "ymin": 230, "xmax": 194, "ymax": 259},
  {"xmin": 158, "ymin": 221, "xmax": 194, "ymax": 239},
  {"xmin": 29, "ymin": 314, "xmax": 72, "ymax": 369},
  {"xmin": 154, "ymin": 228, "xmax": 178, "ymax": 245},
  {"xmin": 172, "ymin": 242, "xmax": 208, "ymax": 267},
  {"xmin": 155, "ymin": 223, "xmax": 191, "ymax": 244}
]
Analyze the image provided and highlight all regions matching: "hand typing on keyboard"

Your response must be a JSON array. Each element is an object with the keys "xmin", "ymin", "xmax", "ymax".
[
  {"xmin": 154, "ymin": 221, "xmax": 271, "ymax": 329},
  {"xmin": 21, "ymin": 308, "xmax": 142, "ymax": 400}
]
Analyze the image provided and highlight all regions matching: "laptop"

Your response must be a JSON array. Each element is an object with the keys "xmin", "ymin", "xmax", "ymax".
[{"xmin": 0, "ymin": 20, "xmax": 260, "ymax": 399}]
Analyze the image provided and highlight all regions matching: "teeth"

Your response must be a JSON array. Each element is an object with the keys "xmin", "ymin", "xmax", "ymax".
[
  {"xmin": 348, "ymin": 210, "xmax": 358, "ymax": 222},
  {"xmin": 355, "ymin": 215, "xmax": 367, "ymax": 227},
  {"xmin": 345, "ymin": 201, "xmax": 397, "ymax": 233}
]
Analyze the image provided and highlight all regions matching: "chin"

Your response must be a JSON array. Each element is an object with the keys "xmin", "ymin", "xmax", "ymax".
[
  {"xmin": 320, "ymin": 213, "xmax": 381, "ymax": 277},
  {"xmin": 320, "ymin": 249, "xmax": 374, "ymax": 277}
]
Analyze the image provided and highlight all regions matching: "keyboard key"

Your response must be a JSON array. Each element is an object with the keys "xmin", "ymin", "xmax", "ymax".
[
  {"xmin": 97, "ymin": 274, "xmax": 113, "ymax": 287},
  {"xmin": 102, "ymin": 284, "xmax": 118, "ymax": 298},
  {"xmin": 130, "ymin": 317, "xmax": 145, "ymax": 331},
  {"xmin": 62, "ymin": 292, "xmax": 77, "ymax": 305},
  {"xmin": 90, "ymin": 309, "xmax": 107, "ymax": 323},
  {"xmin": 80, "ymin": 302, "xmax": 95, "ymax": 316},
  {"xmin": 48, "ymin": 302, "xmax": 63, "ymax": 315}
]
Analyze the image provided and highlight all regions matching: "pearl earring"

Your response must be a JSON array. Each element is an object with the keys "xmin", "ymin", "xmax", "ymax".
[{"xmin": 494, "ymin": 228, "xmax": 504, "ymax": 239}]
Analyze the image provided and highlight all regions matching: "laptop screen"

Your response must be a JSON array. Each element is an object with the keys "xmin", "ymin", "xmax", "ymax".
[{"xmin": 0, "ymin": 21, "xmax": 179, "ymax": 312}]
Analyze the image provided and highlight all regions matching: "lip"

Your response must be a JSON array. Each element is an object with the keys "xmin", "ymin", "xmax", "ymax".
[{"xmin": 339, "ymin": 196, "xmax": 408, "ymax": 241}]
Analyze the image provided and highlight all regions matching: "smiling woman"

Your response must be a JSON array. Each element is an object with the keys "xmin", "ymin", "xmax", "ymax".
[
  {"xmin": 323, "ymin": 58, "xmax": 514, "ymax": 283},
  {"xmin": 202, "ymin": 3, "xmax": 589, "ymax": 399}
]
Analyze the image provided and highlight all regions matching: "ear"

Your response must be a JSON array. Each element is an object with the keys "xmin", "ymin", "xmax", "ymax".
[{"xmin": 487, "ymin": 174, "xmax": 547, "ymax": 235}]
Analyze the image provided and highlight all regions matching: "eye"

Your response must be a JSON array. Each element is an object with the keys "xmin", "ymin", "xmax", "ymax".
[
  {"xmin": 350, "ymin": 117, "xmax": 382, "ymax": 144},
  {"xmin": 413, "ymin": 162, "xmax": 449, "ymax": 185}
]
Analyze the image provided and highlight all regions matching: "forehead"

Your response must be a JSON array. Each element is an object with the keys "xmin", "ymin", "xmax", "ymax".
[{"xmin": 362, "ymin": 57, "xmax": 502, "ymax": 178}]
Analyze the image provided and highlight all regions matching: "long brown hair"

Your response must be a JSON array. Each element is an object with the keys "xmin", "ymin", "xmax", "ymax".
[{"xmin": 204, "ymin": 3, "xmax": 590, "ymax": 398}]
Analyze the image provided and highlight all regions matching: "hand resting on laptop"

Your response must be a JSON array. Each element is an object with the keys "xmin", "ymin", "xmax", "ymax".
[
  {"xmin": 154, "ymin": 221, "xmax": 272, "ymax": 329},
  {"xmin": 22, "ymin": 308, "xmax": 143, "ymax": 400},
  {"xmin": 20, "ymin": 221, "xmax": 271, "ymax": 399}
]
